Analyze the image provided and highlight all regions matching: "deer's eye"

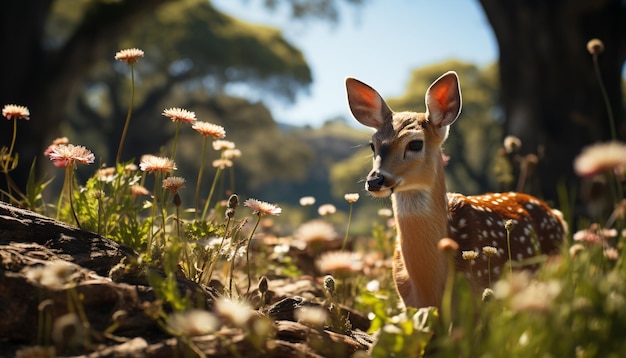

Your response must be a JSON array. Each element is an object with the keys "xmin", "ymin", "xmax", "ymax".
[
  {"xmin": 369, "ymin": 142, "xmax": 375, "ymax": 152},
  {"xmin": 407, "ymin": 140, "xmax": 424, "ymax": 152}
]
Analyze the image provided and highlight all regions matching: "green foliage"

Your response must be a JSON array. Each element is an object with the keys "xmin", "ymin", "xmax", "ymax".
[
  {"xmin": 329, "ymin": 146, "xmax": 371, "ymax": 199},
  {"xmin": 72, "ymin": 163, "xmax": 150, "ymax": 249},
  {"xmin": 370, "ymin": 307, "xmax": 437, "ymax": 357},
  {"xmin": 24, "ymin": 158, "xmax": 54, "ymax": 212}
]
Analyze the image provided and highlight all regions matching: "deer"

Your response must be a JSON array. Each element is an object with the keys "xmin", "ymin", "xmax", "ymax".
[{"xmin": 345, "ymin": 72, "xmax": 567, "ymax": 308}]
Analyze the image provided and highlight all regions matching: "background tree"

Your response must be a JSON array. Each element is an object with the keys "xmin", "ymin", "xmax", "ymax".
[
  {"xmin": 0, "ymin": 0, "xmax": 362, "ymax": 197},
  {"xmin": 477, "ymin": 0, "xmax": 626, "ymax": 210}
]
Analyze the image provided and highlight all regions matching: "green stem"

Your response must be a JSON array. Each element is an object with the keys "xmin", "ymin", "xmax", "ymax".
[
  {"xmin": 171, "ymin": 122, "xmax": 181, "ymax": 161},
  {"xmin": 487, "ymin": 257, "xmax": 492, "ymax": 288},
  {"xmin": 506, "ymin": 226, "xmax": 513, "ymax": 278},
  {"xmin": 177, "ymin": 204, "xmax": 191, "ymax": 278},
  {"xmin": 592, "ymin": 54, "xmax": 617, "ymax": 141},
  {"xmin": 3, "ymin": 120, "xmax": 18, "ymax": 199},
  {"xmin": 204, "ymin": 216, "xmax": 232, "ymax": 285},
  {"xmin": 229, "ymin": 166, "xmax": 235, "ymax": 193},
  {"xmin": 115, "ymin": 63, "xmax": 136, "ymax": 164},
  {"xmin": 147, "ymin": 172, "xmax": 161, "ymax": 253},
  {"xmin": 441, "ymin": 253, "xmax": 455, "ymax": 331},
  {"xmin": 201, "ymin": 167, "xmax": 222, "ymax": 219},
  {"xmin": 245, "ymin": 214, "xmax": 262, "ymax": 293},
  {"xmin": 67, "ymin": 166, "xmax": 81, "ymax": 228},
  {"xmin": 56, "ymin": 169, "xmax": 69, "ymax": 220},
  {"xmin": 7, "ymin": 118, "xmax": 17, "ymax": 165},
  {"xmin": 341, "ymin": 203, "xmax": 354, "ymax": 250},
  {"xmin": 195, "ymin": 137, "xmax": 209, "ymax": 219}
]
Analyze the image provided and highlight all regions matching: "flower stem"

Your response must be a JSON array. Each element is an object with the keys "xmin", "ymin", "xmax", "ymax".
[
  {"xmin": 66, "ymin": 167, "xmax": 81, "ymax": 228},
  {"xmin": 116, "ymin": 63, "xmax": 136, "ymax": 164},
  {"xmin": 147, "ymin": 172, "xmax": 161, "ymax": 253},
  {"xmin": 171, "ymin": 122, "xmax": 181, "ymax": 161},
  {"xmin": 506, "ymin": 224, "xmax": 513, "ymax": 278},
  {"xmin": 201, "ymin": 167, "xmax": 222, "ymax": 219},
  {"xmin": 2, "ymin": 119, "xmax": 18, "ymax": 200},
  {"xmin": 245, "ymin": 214, "xmax": 262, "ymax": 293},
  {"xmin": 592, "ymin": 54, "xmax": 617, "ymax": 140},
  {"xmin": 441, "ymin": 251, "xmax": 455, "ymax": 331},
  {"xmin": 341, "ymin": 203, "xmax": 354, "ymax": 250},
  {"xmin": 6, "ymin": 118, "xmax": 17, "ymax": 166},
  {"xmin": 195, "ymin": 137, "xmax": 209, "ymax": 219},
  {"xmin": 204, "ymin": 216, "xmax": 232, "ymax": 285}
]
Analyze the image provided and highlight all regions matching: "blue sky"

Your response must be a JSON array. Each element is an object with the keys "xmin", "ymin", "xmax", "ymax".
[{"xmin": 212, "ymin": 0, "xmax": 497, "ymax": 127}]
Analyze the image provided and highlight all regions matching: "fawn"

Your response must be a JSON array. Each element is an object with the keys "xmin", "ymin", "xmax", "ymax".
[{"xmin": 346, "ymin": 72, "xmax": 567, "ymax": 308}]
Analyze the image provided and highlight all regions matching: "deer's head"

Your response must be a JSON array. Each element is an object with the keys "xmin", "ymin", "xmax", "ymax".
[{"xmin": 346, "ymin": 72, "xmax": 462, "ymax": 197}]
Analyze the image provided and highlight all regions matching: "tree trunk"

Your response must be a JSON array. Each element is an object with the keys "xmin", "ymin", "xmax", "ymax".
[
  {"xmin": 478, "ymin": 0, "xmax": 626, "ymax": 207},
  {"xmin": 0, "ymin": 0, "xmax": 172, "ymax": 193}
]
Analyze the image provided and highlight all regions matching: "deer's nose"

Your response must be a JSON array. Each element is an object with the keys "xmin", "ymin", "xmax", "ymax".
[{"xmin": 366, "ymin": 173, "xmax": 385, "ymax": 191}]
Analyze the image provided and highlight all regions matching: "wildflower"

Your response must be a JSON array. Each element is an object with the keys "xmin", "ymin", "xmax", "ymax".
[
  {"xmin": 574, "ymin": 141, "xmax": 626, "ymax": 177},
  {"xmin": 162, "ymin": 107, "xmax": 197, "ymax": 125},
  {"xmin": 344, "ymin": 193, "xmax": 360, "ymax": 203},
  {"xmin": 47, "ymin": 144, "xmax": 95, "ymax": 168},
  {"xmin": 139, "ymin": 155, "xmax": 176, "ymax": 174},
  {"xmin": 225, "ymin": 193, "xmax": 239, "ymax": 219},
  {"xmin": 91, "ymin": 190, "xmax": 105, "ymax": 200},
  {"xmin": 317, "ymin": 204, "xmax": 336, "ymax": 216},
  {"xmin": 461, "ymin": 250, "xmax": 478, "ymax": 260},
  {"xmin": 482, "ymin": 246, "xmax": 498, "ymax": 256},
  {"xmin": 52, "ymin": 313, "xmax": 85, "ymax": 350},
  {"xmin": 42, "ymin": 138, "xmax": 70, "ymax": 168},
  {"xmin": 131, "ymin": 185, "xmax": 150, "ymax": 196},
  {"xmin": 573, "ymin": 224, "xmax": 616, "ymax": 243},
  {"xmin": 223, "ymin": 148, "xmax": 242, "ymax": 159},
  {"xmin": 166, "ymin": 309, "xmax": 219, "ymax": 336},
  {"xmin": 437, "ymin": 238, "xmax": 459, "ymax": 253},
  {"xmin": 323, "ymin": 275, "xmax": 336, "ymax": 296},
  {"xmin": 504, "ymin": 219, "xmax": 515, "ymax": 231},
  {"xmin": 377, "ymin": 208, "xmax": 393, "ymax": 217},
  {"xmin": 124, "ymin": 163, "xmax": 138, "ymax": 172},
  {"xmin": 244, "ymin": 198, "xmax": 282, "ymax": 216},
  {"xmin": 162, "ymin": 176, "xmax": 186, "ymax": 194},
  {"xmin": 510, "ymin": 280, "xmax": 562, "ymax": 313},
  {"xmin": 97, "ymin": 167, "xmax": 117, "ymax": 182},
  {"xmin": 569, "ymin": 243, "xmax": 586, "ymax": 258},
  {"xmin": 212, "ymin": 140, "xmax": 236, "ymax": 151},
  {"xmin": 295, "ymin": 306, "xmax": 328, "ymax": 328},
  {"xmin": 2, "ymin": 104, "xmax": 29, "ymax": 120},
  {"xmin": 299, "ymin": 196, "xmax": 316, "ymax": 206},
  {"xmin": 44, "ymin": 137, "xmax": 69, "ymax": 155},
  {"xmin": 114, "ymin": 48, "xmax": 144, "ymax": 64},
  {"xmin": 24, "ymin": 260, "xmax": 76, "ymax": 289},
  {"xmin": 366, "ymin": 279, "xmax": 381, "ymax": 293},
  {"xmin": 192, "ymin": 121, "xmax": 226, "ymax": 139},
  {"xmin": 15, "ymin": 346, "xmax": 56, "ymax": 358},
  {"xmin": 503, "ymin": 135, "xmax": 521, "ymax": 153},
  {"xmin": 215, "ymin": 297, "xmax": 253, "ymax": 327},
  {"xmin": 294, "ymin": 220, "xmax": 337, "ymax": 247},
  {"xmin": 482, "ymin": 288, "xmax": 494, "ymax": 302},
  {"xmin": 586, "ymin": 38, "xmax": 604, "ymax": 55},
  {"xmin": 604, "ymin": 246, "xmax": 619, "ymax": 260},
  {"xmin": 212, "ymin": 158, "xmax": 233, "ymax": 169},
  {"xmin": 316, "ymin": 250, "xmax": 363, "ymax": 277}
]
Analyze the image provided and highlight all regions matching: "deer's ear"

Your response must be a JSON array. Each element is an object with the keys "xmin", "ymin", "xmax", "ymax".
[
  {"xmin": 425, "ymin": 71, "xmax": 462, "ymax": 130},
  {"xmin": 346, "ymin": 77, "xmax": 393, "ymax": 129}
]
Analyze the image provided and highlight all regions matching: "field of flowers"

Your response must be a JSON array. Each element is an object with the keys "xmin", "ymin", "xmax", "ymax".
[{"xmin": 2, "ymin": 43, "xmax": 626, "ymax": 357}]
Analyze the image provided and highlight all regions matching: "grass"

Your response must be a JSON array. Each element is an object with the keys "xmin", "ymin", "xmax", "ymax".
[{"xmin": 3, "ymin": 42, "xmax": 626, "ymax": 357}]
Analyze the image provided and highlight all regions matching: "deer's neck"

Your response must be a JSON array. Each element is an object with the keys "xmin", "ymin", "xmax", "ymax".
[{"xmin": 391, "ymin": 160, "xmax": 449, "ymax": 308}]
